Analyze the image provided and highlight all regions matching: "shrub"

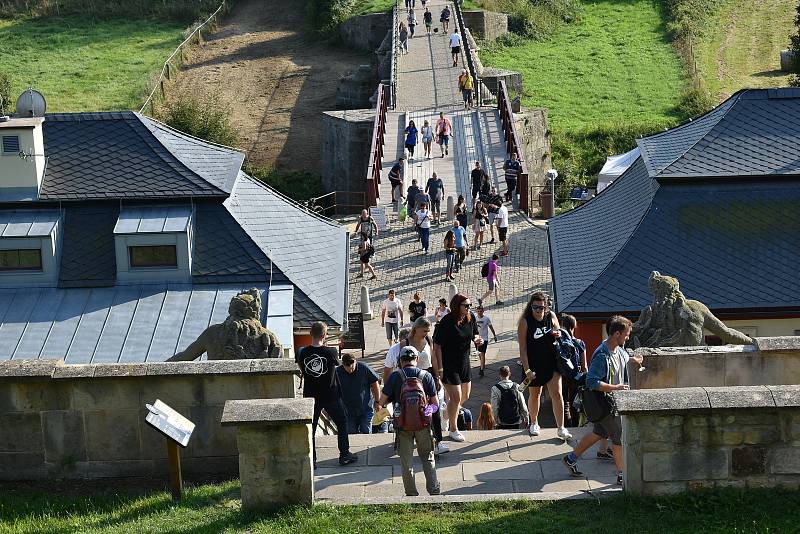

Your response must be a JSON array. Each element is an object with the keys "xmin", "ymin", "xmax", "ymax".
[
  {"xmin": 790, "ymin": 3, "xmax": 800, "ymax": 87},
  {"xmin": 0, "ymin": 72, "xmax": 11, "ymax": 114},
  {"xmin": 157, "ymin": 94, "xmax": 237, "ymax": 147},
  {"xmin": 245, "ymin": 164, "xmax": 324, "ymax": 201},
  {"xmin": 676, "ymin": 84, "xmax": 716, "ymax": 118},
  {"xmin": 307, "ymin": 0, "xmax": 355, "ymax": 37},
  {"xmin": 482, "ymin": 0, "xmax": 580, "ymax": 41}
]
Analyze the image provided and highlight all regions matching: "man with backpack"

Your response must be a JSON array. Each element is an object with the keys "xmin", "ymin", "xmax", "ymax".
[
  {"xmin": 557, "ymin": 314, "xmax": 587, "ymax": 427},
  {"xmin": 378, "ymin": 346, "xmax": 441, "ymax": 496},
  {"xmin": 356, "ymin": 209, "xmax": 378, "ymax": 243},
  {"xmin": 491, "ymin": 365, "xmax": 529, "ymax": 429},
  {"xmin": 562, "ymin": 316, "xmax": 643, "ymax": 486}
]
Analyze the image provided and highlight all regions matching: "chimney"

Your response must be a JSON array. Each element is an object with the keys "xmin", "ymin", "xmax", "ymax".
[{"xmin": 0, "ymin": 116, "xmax": 46, "ymax": 201}]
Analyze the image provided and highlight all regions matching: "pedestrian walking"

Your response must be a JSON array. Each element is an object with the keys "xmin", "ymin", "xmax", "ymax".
[
  {"xmin": 440, "ymin": 5, "xmax": 450, "ymax": 32},
  {"xmin": 472, "ymin": 200, "xmax": 488, "ymax": 250},
  {"xmin": 559, "ymin": 314, "xmax": 587, "ymax": 427},
  {"xmin": 432, "ymin": 293, "xmax": 482, "ymax": 442},
  {"xmin": 296, "ymin": 321, "xmax": 357, "ymax": 465},
  {"xmin": 381, "ymin": 290, "xmax": 404, "ymax": 346},
  {"xmin": 434, "ymin": 297, "xmax": 450, "ymax": 322},
  {"xmin": 404, "ymin": 0, "xmax": 414, "ymax": 9},
  {"xmin": 490, "ymin": 365, "xmax": 529, "ymax": 429},
  {"xmin": 405, "ymin": 120, "xmax": 418, "ymax": 160},
  {"xmin": 470, "ymin": 161, "xmax": 488, "ymax": 203},
  {"xmin": 496, "ymin": 203, "xmax": 510, "ymax": 256},
  {"xmin": 474, "ymin": 303, "xmax": 497, "ymax": 377},
  {"xmin": 408, "ymin": 291, "xmax": 427, "ymax": 323},
  {"xmin": 425, "ymin": 172, "xmax": 444, "ymax": 223},
  {"xmin": 406, "ymin": 179, "xmax": 421, "ymax": 217},
  {"xmin": 518, "ymin": 292, "xmax": 572, "ymax": 441},
  {"xmin": 563, "ymin": 316, "xmax": 643, "ymax": 486},
  {"xmin": 399, "ymin": 22, "xmax": 409, "ymax": 54},
  {"xmin": 420, "ymin": 119, "xmax": 434, "ymax": 158},
  {"xmin": 503, "ymin": 152, "xmax": 522, "ymax": 202},
  {"xmin": 358, "ymin": 238, "xmax": 377, "ymax": 279},
  {"xmin": 336, "ymin": 353, "xmax": 381, "ymax": 434},
  {"xmin": 443, "ymin": 229, "xmax": 456, "ymax": 281},
  {"xmin": 416, "ymin": 202, "xmax": 432, "ymax": 254},
  {"xmin": 378, "ymin": 346, "xmax": 441, "ymax": 496},
  {"xmin": 450, "ymin": 29, "xmax": 462, "ymax": 67},
  {"xmin": 458, "ymin": 68, "xmax": 473, "ymax": 107},
  {"xmin": 480, "ymin": 253, "xmax": 502, "ymax": 305},
  {"xmin": 423, "ymin": 7, "xmax": 433, "ymax": 35},
  {"xmin": 435, "ymin": 112, "xmax": 452, "ymax": 157},
  {"xmin": 356, "ymin": 208, "xmax": 378, "ymax": 243},
  {"xmin": 452, "ymin": 219, "xmax": 468, "ymax": 272},
  {"xmin": 407, "ymin": 9, "xmax": 417, "ymax": 38},
  {"xmin": 388, "ymin": 156, "xmax": 405, "ymax": 204},
  {"xmin": 454, "ymin": 194, "xmax": 468, "ymax": 228},
  {"xmin": 483, "ymin": 187, "xmax": 503, "ymax": 244}
]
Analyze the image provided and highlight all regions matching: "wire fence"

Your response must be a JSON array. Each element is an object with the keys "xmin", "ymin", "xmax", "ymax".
[{"xmin": 139, "ymin": 0, "xmax": 229, "ymax": 115}]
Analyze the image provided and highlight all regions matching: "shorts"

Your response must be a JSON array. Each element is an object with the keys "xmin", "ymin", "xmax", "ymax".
[
  {"xmin": 478, "ymin": 340, "xmax": 489, "ymax": 354},
  {"xmin": 488, "ymin": 212, "xmax": 496, "ymax": 225},
  {"xmin": 487, "ymin": 278, "xmax": 495, "ymax": 291},
  {"xmin": 385, "ymin": 321, "xmax": 399, "ymax": 340},
  {"xmin": 451, "ymin": 46, "xmax": 461, "ymax": 55},
  {"xmin": 438, "ymin": 134, "xmax": 449, "ymax": 146},
  {"xmin": 498, "ymin": 227, "xmax": 508, "ymax": 242},
  {"xmin": 430, "ymin": 198, "xmax": 441, "ymax": 213},
  {"xmin": 593, "ymin": 413, "xmax": 623, "ymax": 446},
  {"xmin": 442, "ymin": 355, "xmax": 471, "ymax": 385}
]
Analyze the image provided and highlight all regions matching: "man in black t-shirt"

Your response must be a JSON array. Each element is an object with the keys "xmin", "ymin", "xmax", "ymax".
[
  {"xmin": 296, "ymin": 321, "xmax": 357, "ymax": 465},
  {"xmin": 481, "ymin": 187, "xmax": 504, "ymax": 244},
  {"xmin": 470, "ymin": 161, "xmax": 488, "ymax": 203},
  {"xmin": 503, "ymin": 152, "xmax": 522, "ymax": 202}
]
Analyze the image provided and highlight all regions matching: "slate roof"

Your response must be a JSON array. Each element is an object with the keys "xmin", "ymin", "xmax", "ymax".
[
  {"xmin": 58, "ymin": 206, "xmax": 119, "ymax": 288},
  {"xmin": 550, "ymin": 88, "xmax": 800, "ymax": 316},
  {"xmin": 40, "ymin": 112, "xmax": 241, "ymax": 200},
  {"xmin": 225, "ymin": 173, "xmax": 348, "ymax": 326},
  {"xmin": 638, "ymin": 88, "xmax": 800, "ymax": 179}
]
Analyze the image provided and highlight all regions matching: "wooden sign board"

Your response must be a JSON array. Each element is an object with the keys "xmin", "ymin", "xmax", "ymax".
[
  {"xmin": 145, "ymin": 399, "xmax": 195, "ymax": 448},
  {"xmin": 341, "ymin": 312, "xmax": 365, "ymax": 354},
  {"xmin": 370, "ymin": 206, "xmax": 388, "ymax": 231}
]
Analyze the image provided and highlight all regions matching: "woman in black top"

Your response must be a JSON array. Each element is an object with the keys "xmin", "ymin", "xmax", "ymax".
[
  {"xmin": 517, "ymin": 291, "xmax": 570, "ymax": 440},
  {"xmin": 408, "ymin": 291, "xmax": 427, "ymax": 322},
  {"xmin": 433, "ymin": 293, "xmax": 482, "ymax": 442},
  {"xmin": 454, "ymin": 194, "xmax": 468, "ymax": 228}
]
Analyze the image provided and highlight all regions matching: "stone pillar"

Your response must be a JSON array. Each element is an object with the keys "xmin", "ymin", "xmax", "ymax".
[
  {"xmin": 361, "ymin": 285, "xmax": 373, "ymax": 320},
  {"xmin": 322, "ymin": 110, "xmax": 375, "ymax": 197},
  {"xmin": 446, "ymin": 196, "xmax": 455, "ymax": 220},
  {"xmin": 221, "ymin": 398, "xmax": 315, "ymax": 510}
]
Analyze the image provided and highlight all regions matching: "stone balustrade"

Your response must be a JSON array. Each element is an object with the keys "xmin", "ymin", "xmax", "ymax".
[
  {"xmin": 616, "ymin": 385, "xmax": 800, "ymax": 495},
  {"xmin": 221, "ymin": 398, "xmax": 314, "ymax": 509}
]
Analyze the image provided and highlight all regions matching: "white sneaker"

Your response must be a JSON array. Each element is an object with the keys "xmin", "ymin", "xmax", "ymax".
[
  {"xmin": 529, "ymin": 423, "xmax": 541, "ymax": 436},
  {"xmin": 557, "ymin": 427, "xmax": 573, "ymax": 441},
  {"xmin": 435, "ymin": 442, "xmax": 450, "ymax": 454},
  {"xmin": 449, "ymin": 430, "xmax": 465, "ymax": 442}
]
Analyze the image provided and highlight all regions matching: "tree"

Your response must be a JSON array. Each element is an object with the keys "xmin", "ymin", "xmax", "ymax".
[
  {"xmin": 0, "ymin": 72, "xmax": 11, "ymax": 114},
  {"xmin": 790, "ymin": 3, "xmax": 800, "ymax": 87}
]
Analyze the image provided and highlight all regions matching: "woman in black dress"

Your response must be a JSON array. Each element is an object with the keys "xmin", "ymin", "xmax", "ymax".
[
  {"xmin": 408, "ymin": 291, "xmax": 427, "ymax": 323},
  {"xmin": 517, "ymin": 291, "xmax": 572, "ymax": 441},
  {"xmin": 432, "ymin": 293, "xmax": 482, "ymax": 442}
]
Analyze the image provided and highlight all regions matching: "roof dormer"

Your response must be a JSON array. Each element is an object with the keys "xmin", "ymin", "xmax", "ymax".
[{"xmin": 0, "ymin": 117, "xmax": 46, "ymax": 201}]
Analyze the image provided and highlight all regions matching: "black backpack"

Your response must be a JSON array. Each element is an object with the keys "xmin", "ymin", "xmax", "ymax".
[
  {"xmin": 480, "ymin": 262, "xmax": 489, "ymax": 278},
  {"xmin": 555, "ymin": 330, "xmax": 582, "ymax": 386},
  {"xmin": 495, "ymin": 382, "xmax": 520, "ymax": 425}
]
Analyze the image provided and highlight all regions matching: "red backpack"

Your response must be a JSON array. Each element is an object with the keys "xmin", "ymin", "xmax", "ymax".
[{"xmin": 395, "ymin": 369, "xmax": 431, "ymax": 432}]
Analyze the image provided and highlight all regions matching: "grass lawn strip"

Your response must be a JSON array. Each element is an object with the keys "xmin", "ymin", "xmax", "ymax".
[{"xmin": 0, "ymin": 16, "xmax": 185, "ymax": 112}]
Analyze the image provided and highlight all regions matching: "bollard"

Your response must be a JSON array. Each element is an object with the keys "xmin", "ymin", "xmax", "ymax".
[
  {"xmin": 448, "ymin": 283, "xmax": 458, "ymax": 302},
  {"xmin": 446, "ymin": 195, "xmax": 455, "ymax": 221},
  {"xmin": 361, "ymin": 285, "xmax": 373, "ymax": 320}
]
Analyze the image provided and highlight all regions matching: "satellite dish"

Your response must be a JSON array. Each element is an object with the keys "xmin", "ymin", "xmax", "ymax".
[{"xmin": 15, "ymin": 88, "xmax": 47, "ymax": 118}]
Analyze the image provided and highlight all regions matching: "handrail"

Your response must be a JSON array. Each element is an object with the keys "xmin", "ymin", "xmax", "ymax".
[
  {"xmin": 389, "ymin": 1, "xmax": 399, "ymax": 109},
  {"xmin": 497, "ymin": 80, "xmax": 530, "ymax": 214},
  {"xmin": 366, "ymin": 83, "xmax": 389, "ymax": 207},
  {"xmin": 453, "ymin": 0, "xmax": 481, "ymax": 107},
  {"xmin": 140, "ymin": 0, "xmax": 228, "ymax": 115}
]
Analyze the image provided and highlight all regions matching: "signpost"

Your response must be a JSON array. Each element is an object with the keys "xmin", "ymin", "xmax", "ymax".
[
  {"xmin": 145, "ymin": 400, "xmax": 195, "ymax": 501},
  {"xmin": 341, "ymin": 312, "xmax": 365, "ymax": 358}
]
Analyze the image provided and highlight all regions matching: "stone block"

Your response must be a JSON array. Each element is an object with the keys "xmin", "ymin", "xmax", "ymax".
[
  {"xmin": 768, "ymin": 385, "xmax": 800, "ymax": 408},
  {"xmin": 743, "ymin": 426, "xmax": 781, "ymax": 445},
  {"xmin": 83, "ymin": 410, "xmax": 140, "ymax": 461},
  {"xmin": 769, "ymin": 447, "xmax": 800, "ymax": 474},
  {"xmin": 641, "ymin": 481, "xmax": 688, "ymax": 495},
  {"xmin": 72, "ymin": 378, "xmax": 140, "ymax": 410},
  {"xmin": 42, "ymin": 410, "xmax": 86, "ymax": 464},
  {"xmin": 52, "ymin": 364, "xmax": 95, "ymax": 379},
  {"xmin": 0, "ymin": 452, "xmax": 46, "ymax": 479},
  {"xmin": 93, "ymin": 363, "xmax": 148, "ymax": 378},
  {"xmin": 0, "ymin": 380, "xmax": 72, "ymax": 411},
  {"xmin": 706, "ymin": 386, "xmax": 775, "ymax": 409},
  {"xmin": 753, "ymin": 336, "xmax": 800, "ymax": 352},
  {"xmin": 462, "ymin": 10, "xmax": 508, "ymax": 41},
  {"xmin": 732, "ymin": 446, "xmax": 767, "ymax": 476},
  {"xmin": 139, "ymin": 376, "xmax": 204, "ymax": 408},
  {"xmin": 221, "ymin": 398, "xmax": 314, "ymax": 427},
  {"xmin": 0, "ymin": 412, "xmax": 42, "ymax": 452},
  {"xmin": 642, "ymin": 450, "xmax": 728, "ymax": 481},
  {"xmin": 0, "ymin": 358, "xmax": 59, "ymax": 378},
  {"xmin": 724, "ymin": 353, "xmax": 800, "ymax": 386},
  {"xmin": 675, "ymin": 354, "xmax": 725, "ymax": 387},
  {"xmin": 179, "ymin": 455, "xmax": 238, "ymax": 478},
  {"xmin": 72, "ymin": 459, "xmax": 155, "ymax": 479},
  {"xmin": 615, "ymin": 388, "xmax": 710, "ymax": 414},
  {"xmin": 631, "ymin": 355, "xmax": 677, "ymax": 389},
  {"xmin": 249, "ymin": 358, "xmax": 301, "ymax": 375}
]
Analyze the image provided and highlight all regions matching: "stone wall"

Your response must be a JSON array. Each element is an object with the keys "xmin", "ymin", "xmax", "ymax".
[
  {"xmin": 514, "ymin": 108, "xmax": 552, "ymax": 214},
  {"xmin": 0, "ymin": 358, "xmax": 299, "ymax": 480},
  {"xmin": 337, "ymin": 64, "xmax": 379, "ymax": 109},
  {"xmin": 339, "ymin": 13, "xmax": 392, "ymax": 53},
  {"xmin": 321, "ymin": 109, "xmax": 375, "ymax": 203},
  {"xmin": 617, "ymin": 385, "xmax": 800, "ymax": 495},
  {"xmin": 630, "ymin": 337, "xmax": 800, "ymax": 390},
  {"xmin": 462, "ymin": 10, "xmax": 508, "ymax": 41}
]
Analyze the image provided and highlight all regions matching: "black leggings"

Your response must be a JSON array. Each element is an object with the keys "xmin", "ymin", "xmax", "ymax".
[{"xmin": 426, "ymin": 367, "xmax": 443, "ymax": 442}]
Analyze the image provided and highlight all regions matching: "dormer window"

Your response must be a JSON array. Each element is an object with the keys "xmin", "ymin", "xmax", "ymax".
[
  {"xmin": 0, "ymin": 248, "xmax": 42, "ymax": 271},
  {"xmin": 114, "ymin": 205, "xmax": 193, "ymax": 283},
  {"xmin": 0, "ymin": 209, "xmax": 62, "ymax": 287}
]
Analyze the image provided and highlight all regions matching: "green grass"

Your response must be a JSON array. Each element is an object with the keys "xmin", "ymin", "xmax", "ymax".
[
  {"xmin": 0, "ymin": 16, "xmax": 186, "ymax": 112},
  {"xmin": 353, "ymin": 0, "xmax": 482, "ymax": 15},
  {"xmin": 1, "ymin": 481, "xmax": 799, "ymax": 533}
]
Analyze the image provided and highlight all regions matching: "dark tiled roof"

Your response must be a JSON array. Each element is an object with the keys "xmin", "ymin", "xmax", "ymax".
[
  {"xmin": 564, "ymin": 181, "xmax": 800, "ymax": 313},
  {"xmin": 58, "ymin": 206, "xmax": 118, "ymax": 288},
  {"xmin": 638, "ymin": 88, "xmax": 800, "ymax": 179},
  {"xmin": 41, "ymin": 112, "xmax": 230, "ymax": 200}
]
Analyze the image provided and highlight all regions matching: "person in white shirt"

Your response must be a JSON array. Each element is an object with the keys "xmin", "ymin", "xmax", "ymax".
[
  {"xmin": 415, "ymin": 202, "xmax": 432, "ymax": 254},
  {"xmin": 434, "ymin": 298, "xmax": 450, "ymax": 323},
  {"xmin": 380, "ymin": 290, "xmax": 404, "ymax": 346},
  {"xmin": 474, "ymin": 303, "xmax": 498, "ymax": 377},
  {"xmin": 449, "ymin": 29, "xmax": 462, "ymax": 67},
  {"xmin": 496, "ymin": 204, "xmax": 510, "ymax": 256}
]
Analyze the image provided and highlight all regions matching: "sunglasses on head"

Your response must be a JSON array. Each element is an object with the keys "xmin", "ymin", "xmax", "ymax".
[{"xmin": 532, "ymin": 304, "xmax": 547, "ymax": 311}]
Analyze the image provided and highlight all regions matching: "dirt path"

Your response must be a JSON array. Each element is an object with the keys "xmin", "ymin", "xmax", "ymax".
[{"xmin": 171, "ymin": 0, "xmax": 369, "ymax": 173}]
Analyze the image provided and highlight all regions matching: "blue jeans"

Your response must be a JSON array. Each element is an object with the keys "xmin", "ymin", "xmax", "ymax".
[
  {"xmin": 346, "ymin": 410, "xmax": 374, "ymax": 434},
  {"xmin": 445, "ymin": 251, "xmax": 455, "ymax": 274},
  {"xmin": 420, "ymin": 227, "xmax": 430, "ymax": 251}
]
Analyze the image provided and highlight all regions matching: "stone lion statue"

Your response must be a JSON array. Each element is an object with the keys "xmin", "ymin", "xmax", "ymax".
[
  {"xmin": 629, "ymin": 271, "xmax": 753, "ymax": 349},
  {"xmin": 167, "ymin": 288, "xmax": 282, "ymax": 361}
]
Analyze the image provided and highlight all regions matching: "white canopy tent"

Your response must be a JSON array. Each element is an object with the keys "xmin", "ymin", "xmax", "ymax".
[{"xmin": 597, "ymin": 147, "xmax": 640, "ymax": 193}]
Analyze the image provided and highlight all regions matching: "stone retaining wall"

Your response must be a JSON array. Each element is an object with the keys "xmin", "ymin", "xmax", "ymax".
[
  {"xmin": 630, "ymin": 337, "xmax": 800, "ymax": 390},
  {"xmin": 617, "ymin": 385, "xmax": 800, "ymax": 495},
  {"xmin": 339, "ymin": 13, "xmax": 393, "ymax": 53},
  {"xmin": 0, "ymin": 358, "xmax": 299, "ymax": 480},
  {"xmin": 461, "ymin": 10, "xmax": 508, "ymax": 41}
]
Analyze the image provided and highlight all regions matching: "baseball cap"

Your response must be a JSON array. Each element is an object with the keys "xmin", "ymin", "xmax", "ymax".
[{"xmin": 399, "ymin": 345, "xmax": 419, "ymax": 361}]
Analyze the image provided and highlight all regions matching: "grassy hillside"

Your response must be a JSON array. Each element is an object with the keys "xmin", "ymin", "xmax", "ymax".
[{"xmin": 0, "ymin": 16, "xmax": 185, "ymax": 112}]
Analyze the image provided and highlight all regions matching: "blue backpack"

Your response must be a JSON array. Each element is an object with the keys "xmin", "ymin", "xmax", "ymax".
[{"xmin": 554, "ymin": 329, "xmax": 584, "ymax": 386}]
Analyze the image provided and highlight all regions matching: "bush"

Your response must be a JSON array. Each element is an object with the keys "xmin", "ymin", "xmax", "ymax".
[
  {"xmin": 245, "ymin": 164, "xmax": 324, "ymax": 201},
  {"xmin": 307, "ymin": 0, "xmax": 355, "ymax": 37},
  {"xmin": 0, "ymin": 72, "xmax": 11, "ymax": 114},
  {"xmin": 481, "ymin": 0, "xmax": 580, "ymax": 41},
  {"xmin": 676, "ymin": 85, "xmax": 716, "ymax": 118},
  {"xmin": 157, "ymin": 94, "xmax": 237, "ymax": 147},
  {"xmin": 790, "ymin": 3, "xmax": 800, "ymax": 87}
]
